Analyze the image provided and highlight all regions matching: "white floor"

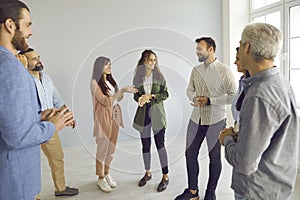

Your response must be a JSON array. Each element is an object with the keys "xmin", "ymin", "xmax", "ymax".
[{"xmin": 39, "ymin": 135, "xmax": 300, "ymax": 200}]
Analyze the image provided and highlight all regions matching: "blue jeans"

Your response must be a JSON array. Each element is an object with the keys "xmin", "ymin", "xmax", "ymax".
[
  {"xmin": 185, "ymin": 119, "xmax": 226, "ymax": 190},
  {"xmin": 235, "ymin": 192, "xmax": 247, "ymax": 200}
]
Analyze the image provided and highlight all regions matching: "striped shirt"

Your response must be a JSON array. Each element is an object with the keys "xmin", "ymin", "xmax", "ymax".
[
  {"xmin": 143, "ymin": 72, "xmax": 153, "ymax": 95},
  {"xmin": 187, "ymin": 59, "xmax": 236, "ymax": 125}
]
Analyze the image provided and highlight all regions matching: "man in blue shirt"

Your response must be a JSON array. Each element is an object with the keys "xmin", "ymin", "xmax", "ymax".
[
  {"xmin": 19, "ymin": 48, "xmax": 79, "ymax": 198},
  {"xmin": 0, "ymin": 1, "xmax": 74, "ymax": 200},
  {"xmin": 219, "ymin": 23, "xmax": 299, "ymax": 200}
]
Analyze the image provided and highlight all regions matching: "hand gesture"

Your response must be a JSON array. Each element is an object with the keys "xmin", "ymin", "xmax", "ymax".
[
  {"xmin": 219, "ymin": 127, "xmax": 235, "ymax": 146},
  {"xmin": 57, "ymin": 105, "xmax": 76, "ymax": 128},
  {"xmin": 190, "ymin": 97, "xmax": 200, "ymax": 107},
  {"xmin": 198, "ymin": 96, "xmax": 208, "ymax": 106},
  {"xmin": 41, "ymin": 108, "xmax": 57, "ymax": 121},
  {"xmin": 16, "ymin": 54, "xmax": 28, "ymax": 68},
  {"xmin": 68, "ymin": 119, "xmax": 76, "ymax": 128},
  {"xmin": 122, "ymin": 86, "xmax": 138, "ymax": 94},
  {"xmin": 45, "ymin": 107, "xmax": 75, "ymax": 132},
  {"xmin": 138, "ymin": 94, "xmax": 151, "ymax": 107}
]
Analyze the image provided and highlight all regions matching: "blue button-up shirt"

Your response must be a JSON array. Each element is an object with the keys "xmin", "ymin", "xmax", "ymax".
[
  {"xmin": 224, "ymin": 67, "xmax": 298, "ymax": 199},
  {"xmin": 32, "ymin": 73, "xmax": 65, "ymax": 111}
]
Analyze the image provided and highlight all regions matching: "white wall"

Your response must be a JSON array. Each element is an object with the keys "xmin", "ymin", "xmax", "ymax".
[
  {"xmin": 26, "ymin": 0, "xmax": 224, "ymax": 146},
  {"xmin": 299, "ymin": 117, "xmax": 300, "ymax": 169}
]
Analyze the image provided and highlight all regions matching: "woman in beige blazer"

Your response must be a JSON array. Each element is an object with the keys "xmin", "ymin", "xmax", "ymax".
[{"xmin": 91, "ymin": 56, "xmax": 137, "ymax": 193}]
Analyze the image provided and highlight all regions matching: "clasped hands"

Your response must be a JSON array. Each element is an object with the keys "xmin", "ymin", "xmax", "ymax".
[
  {"xmin": 219, "ymin": 127, "xmax": 238, "ymax": 146},
  {"xmin": 41, "ymin": 106, "xmax": 76, "ymax": 132},
  {"xmin": 191, "ymin": 96, "xmax": 208, "ymax": 107},
  {"xmin": 138, "ymin": 94, "xmax": 155, "ymax": 107}
]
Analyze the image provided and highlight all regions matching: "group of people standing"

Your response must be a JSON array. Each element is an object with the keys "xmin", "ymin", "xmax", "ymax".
[
  {"xmin": 90, "ymin": 25, "xmax": 299, "ymax": 200},
  {"xmin": 90, "ymin": 35, "xmax": 237, "ymax": 200},
  {"xmin": 0, "ymin": 1, "xmax": 298, "ymax": 200}
]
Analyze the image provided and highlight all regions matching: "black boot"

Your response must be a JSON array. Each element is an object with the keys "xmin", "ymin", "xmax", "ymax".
[{"xmin": 204, "ymin": 189, "xmax": 216, "ymax": 200}]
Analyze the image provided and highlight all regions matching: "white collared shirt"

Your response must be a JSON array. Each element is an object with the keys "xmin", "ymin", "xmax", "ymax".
[
  {"xmin": 143, "ymin": 72, "xmax": 153, "ymax": 94},
  {"xmin": 186, "ymin": 59, "xmax": 237, "ymax": 125}
]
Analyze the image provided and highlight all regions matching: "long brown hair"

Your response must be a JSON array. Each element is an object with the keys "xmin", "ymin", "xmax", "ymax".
[
  {"xmin": 92, "ymin": 56, "xmax": 117, "ymax": 96},
  {"xmin": 133, "ymin": 49, "xmax": 164, "ymax": 85}
]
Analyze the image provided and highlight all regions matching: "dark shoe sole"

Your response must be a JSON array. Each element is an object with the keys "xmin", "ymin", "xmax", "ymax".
[
  {"xmin": 55, "ymin": 187, "xmax": 79, "ymax": 196},
  {"xmin": 55, "ymin": 192, "xmax": 79, "ymax": 196}
]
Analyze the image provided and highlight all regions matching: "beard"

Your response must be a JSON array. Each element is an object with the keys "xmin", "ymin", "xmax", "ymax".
[
  {"xmin": 29, "ymin": 63, "xmax": 44, "ymax": 71},
  {"xmin": 198, "ymin": 54, "xmax": 209, "ymax": 62},
  {"xmin": 12, "ymin": 29, "xmax": 28, "ymax": 51}
]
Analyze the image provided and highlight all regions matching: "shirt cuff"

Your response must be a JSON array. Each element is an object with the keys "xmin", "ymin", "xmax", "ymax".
[
  {"xmin": 224, "ymin": 135, "xmax": 234, "ymax": 146},
  {"xmin": 210, "ymin": 97, "xmax": 216, "ymax": 105}
]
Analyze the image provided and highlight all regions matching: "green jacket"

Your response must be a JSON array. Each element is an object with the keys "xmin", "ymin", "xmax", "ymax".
[{"xmin": 133, "ymin": 76, "xmax": 168, "ymax": 132}]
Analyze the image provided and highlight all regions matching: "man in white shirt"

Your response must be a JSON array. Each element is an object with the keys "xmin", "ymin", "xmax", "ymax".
[{"xmin": 175, "ymin": 37, "xmax": 236, "ymax": 200}]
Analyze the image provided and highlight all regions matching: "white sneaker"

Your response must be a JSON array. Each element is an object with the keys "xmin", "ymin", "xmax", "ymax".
[
  {"xmin": 97, "ymin": 178, "xmax": 112, "ymax": 192},
  {"xmin": 105, "ymin": 174, "xmax": 117, "ymax": 188}
]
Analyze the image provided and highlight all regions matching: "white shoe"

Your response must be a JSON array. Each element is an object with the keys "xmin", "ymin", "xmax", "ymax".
[
  {"xmin": 97, "ymin": 178, "xmax": 112, "ymax": 192},
  {"xmin": 105, "ymin": 174, "xmax": 117, "ymax": 188}
]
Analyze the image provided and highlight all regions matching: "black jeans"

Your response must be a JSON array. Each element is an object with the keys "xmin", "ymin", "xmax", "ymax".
[
  {"xmin": 140, "ymin": 104, "xmax": 169, "ymax": 174},
  {"xmin": 185, "ymin": 119, "xmax": 226, "ymax": 190}
]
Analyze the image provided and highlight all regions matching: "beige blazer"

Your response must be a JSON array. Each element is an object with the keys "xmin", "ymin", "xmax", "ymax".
[{"xmin": 91, "ymin": 80, "xmax": 124, "ymax": 138}]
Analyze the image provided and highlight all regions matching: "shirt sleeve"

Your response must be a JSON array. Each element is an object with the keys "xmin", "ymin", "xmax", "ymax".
[
  {"xmin": 186, "ymin": 69, "xmax": 196, "ymax": 102},
  {"xmin": 210, "ymin": 67, "xmax": 237, "ymax": 105},
  {"xmin": 48, "ymin": 77, "xmax": 65, "ymax": 108},
  {"xmin": 0, "ymin": 60, "xmax": 55, "ymax": 150},
  {"xmin": 224, "ymin": 96, "xmax": 279, "ymax": 175}
]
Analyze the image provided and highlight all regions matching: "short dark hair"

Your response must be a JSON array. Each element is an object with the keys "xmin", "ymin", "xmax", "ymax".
[
  {"xmin": 0, "ymin": 0, "xmax": 30, "ymax": 29},
  {"xmin": 19, "ymin": 48, "xmax": 34, "ymax": 55},
  {"xmin": 195, "ymin": 37, "xmax": 216, "ymax": 52}
]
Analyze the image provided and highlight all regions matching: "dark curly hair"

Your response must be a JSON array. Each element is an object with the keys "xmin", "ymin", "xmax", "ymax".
[{"xmin": 133, "ymin": 49, "xmax": 164, "ymax": 85}]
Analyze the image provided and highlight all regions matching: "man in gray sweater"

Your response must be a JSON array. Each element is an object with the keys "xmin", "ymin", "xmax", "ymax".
[{"xmin": 219, "ymin": 22, "xmax": 299, "ymax": 200}]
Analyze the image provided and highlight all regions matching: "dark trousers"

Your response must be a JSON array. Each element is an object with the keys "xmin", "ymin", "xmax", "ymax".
[
  {"xmin": 140, "ymin": 104, "xmax": 169, "ymax": 174},
  {"xmin": 185, "ymin": 119, "xmax": 226, "ymax": 190}
]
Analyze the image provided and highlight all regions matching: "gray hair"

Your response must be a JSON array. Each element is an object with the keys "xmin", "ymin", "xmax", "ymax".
[{"xmin": 241, "ymin": 22, "xmax": 282, "ymax": 62}]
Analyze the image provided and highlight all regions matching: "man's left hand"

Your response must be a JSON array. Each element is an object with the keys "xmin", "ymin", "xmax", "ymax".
[{"xmin": 219, "ymin": 127, "xmax": 235, "ymax": 146}]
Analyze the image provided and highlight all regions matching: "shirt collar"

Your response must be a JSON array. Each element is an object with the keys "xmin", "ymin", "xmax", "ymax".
[
  {"xmin": 205, "ymin": 58, "xmax": 218, "ymax": 68},
  {"xmin": 242, "ymin": 67, "xmax": 278, "ymax": 92},
  {"xmin": 144, "ymin": 72, "xmax": 153, "ymax": 80}
]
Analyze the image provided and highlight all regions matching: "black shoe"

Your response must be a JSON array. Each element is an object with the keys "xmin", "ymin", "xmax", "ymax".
[
  {"xmin": 157, "ymin": 177, "xmax": 169, "ymax": 192},
  {"xmin": 204, "ymin": 190, "xmax": 216, "ymax": 200},
  {"xmin": 138, "ymin": 173, "xmax": 152, "ymax": 187},
  {"xmin": 175, "ymin": 188, "xmax": 199, "ymax": 200},
  {"xmin": 55, "ymin": 186, "xmax": 79, "ymax": 196}
]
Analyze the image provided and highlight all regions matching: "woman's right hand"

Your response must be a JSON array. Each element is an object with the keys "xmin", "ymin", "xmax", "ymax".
[
  {"xmin": 138, "ymin": 94, "xmax": 151, "ymax": 107},
  {"xmin": 122, "ymin": 86, "xmax": 138, "ymax": 93}
]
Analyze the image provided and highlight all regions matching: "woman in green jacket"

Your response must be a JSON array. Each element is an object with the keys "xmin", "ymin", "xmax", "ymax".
[{"xmin": 133, "ymin": 49, "xmax": 169, "ymax": 192}]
